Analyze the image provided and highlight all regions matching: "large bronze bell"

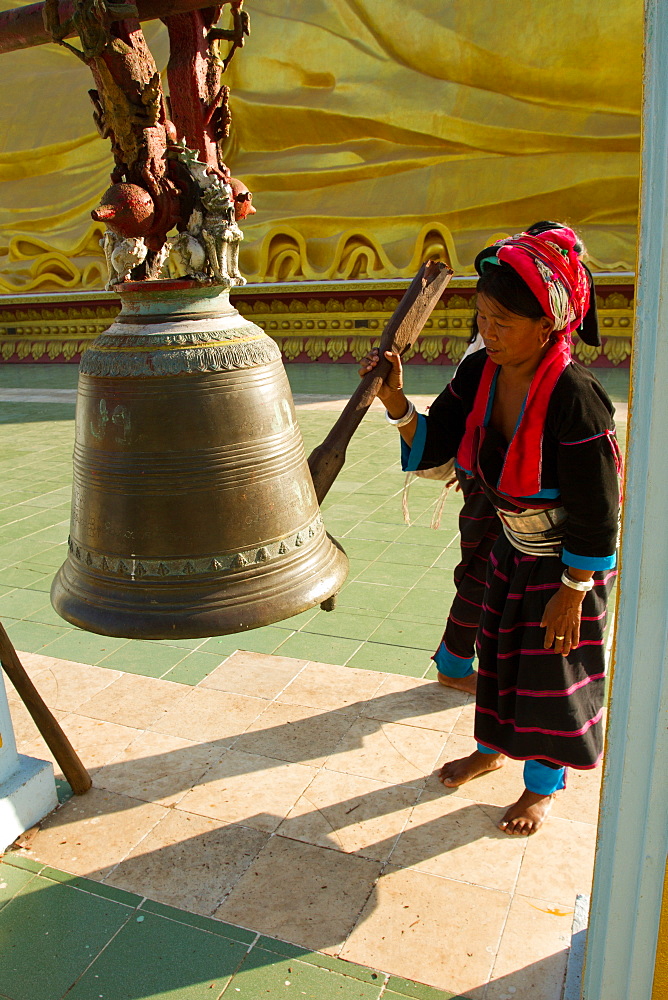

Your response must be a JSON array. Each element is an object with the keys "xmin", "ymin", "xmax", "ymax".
[{"xmin": 51, "ymin": 281, "xmax": 348, "ymax": 640}]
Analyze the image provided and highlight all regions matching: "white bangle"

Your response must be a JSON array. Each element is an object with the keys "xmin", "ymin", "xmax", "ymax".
[
  {"xmin": 385, "ymin": 399, "xmax": 416, "ymax": 427},
  {"xmin": 561, "ymin": 570, "xmax": 594, "ymax": 592}
]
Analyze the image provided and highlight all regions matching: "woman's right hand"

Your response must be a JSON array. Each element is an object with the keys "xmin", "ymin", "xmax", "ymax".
[{"xmin": 359, "ymin": 348, "xmax": 404, "ymax": 406}]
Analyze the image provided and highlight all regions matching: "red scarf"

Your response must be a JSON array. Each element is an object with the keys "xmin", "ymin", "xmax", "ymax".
[
  {"xmin": 491, "ymin": 229, "xmax": 590, "ymax": 336},
  {"xmin": 457, "ymin": 340, "xmax": 571, "ymax": 497}
]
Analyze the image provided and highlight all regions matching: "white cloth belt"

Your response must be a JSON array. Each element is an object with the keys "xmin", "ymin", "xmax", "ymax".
[{"xmin": 496, "ymin": 504, "xmax": 567, "ymax": 557}]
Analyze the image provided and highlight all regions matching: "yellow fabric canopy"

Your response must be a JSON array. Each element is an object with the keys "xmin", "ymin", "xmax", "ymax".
[{"xmin": 0, "ymin": 0, "xmax": 642, "ymax": 291}]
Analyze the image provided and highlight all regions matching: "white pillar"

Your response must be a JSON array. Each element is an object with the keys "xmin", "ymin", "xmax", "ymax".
[
  {"xmin": 0, "ymin": 668, "xmax": 57, "ymax": 851},
  {"xmin": 583, "ymin": 2, "xmax": 668, "ymax": 997}
]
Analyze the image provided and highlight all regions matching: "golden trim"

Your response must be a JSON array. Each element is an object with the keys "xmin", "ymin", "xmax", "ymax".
[
  {"xmin": 89, "ymin": 333, "xmax": 265, "ymax": 353},
  {"xmin": 0, "ymin": 272, "xmax": 636, "ymax": 308},
  {"xmin": 0, "ymin": 281, "xmax": 636, "ymax": 366}
]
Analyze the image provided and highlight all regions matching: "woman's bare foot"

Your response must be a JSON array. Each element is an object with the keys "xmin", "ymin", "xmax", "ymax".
[
  {"xmin": 498, "ymin": 790, "xmax": 553, "ymax": 836},
  {"xmin": 438, "ymin": 749, "xmax": 504, "ymax": 787},
  {"xmin": 437, "ymin": 671, "xmax": 477, "ymax": 696}
]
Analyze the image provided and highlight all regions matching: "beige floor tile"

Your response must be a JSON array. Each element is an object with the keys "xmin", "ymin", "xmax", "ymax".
[
  {"xmin": 429, "ymin": 734, "xmax": 526, "ymax": 807},
  {"xmin": 13, "ymin": 701, "xmax": 69, "ymax": 778},
  {"xmin": 452, "ymin": 699, "xmax": 476, "ymax": 736},
  {"xmin": 327, "ymin": 717, "xmax": 448, "ymax": 786},
  {"xmin": 12, "ymin": 686, "xmax": 113, "ymax": 783},
  {"xmin": 151, "ymin": 686, "xmax": 267, "ymax": 745},
  {"xmin": 93, "ymin": 730, "xmax": 226, "ymax": 806},
  {"xmin": 233, "ymin": 702, "xmax": 357, "ymax": 765},
  {"xmin": 216, "ymin": 835, "xmax": 382, "ymax": 954},
  {"xmin": 179, "ymin": 750, "xmax": 318, "ymax": 832},
  {"xmin": 77, "ymin": 673, "xmax": 191, "ymax": 730},
  {"xmin": 361, "ymin": 674, "xmax": 467, "ymax": 733},
  {"xmin": 279, "ymin": 662, "xmax": 385, "ymax": 711},
  {"xmin": 199, "ymin": 650, "xmax": 308, "ymax": 700},
  {"xmin": 340, "ymin": 865, "xmax": 510, "ymax": 995},
  {"xmin": 551, "ymin": 765, "xmax": 602, "ymax": 826},
  {"xmin": 485, "ymin": 893, "xmax": 573, "ymax": 1000},
  {"xmin": 515, "ymin": 815, "xmax": 596, "ymax": 907},
  {"xmin": 277, "ymin": 769, "xmax": 420, "ymax": 860},
  {"xmin": 105, "ymin": 810, "xmax": 268, "ymax": 915},
  {"xmin": 14, "ymin": 650, "xmax": 54, "ymax": 677},
  {"xmin": 44, "ymin": 713, "xmax": 144, "ymax": 772},
  {"xmin": 25, "ymin": 786, "xmax": 167, "ymax": 879},
  {"xmin": 390, "ymin": 791, "xmax": 525, "ymax": 892},
  {"xmin": 29, "ymin": 659, "xmax": 122, "ymax": 713}
]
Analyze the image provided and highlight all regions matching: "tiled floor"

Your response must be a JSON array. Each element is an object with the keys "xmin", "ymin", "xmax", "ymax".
[
  {"xmin": 0, "ymin": 362, "xmax": 629, "ymax": 1000},
  {"xmin": 4, "ymin": 649, "xmax": 600, "ymax": 1000}
]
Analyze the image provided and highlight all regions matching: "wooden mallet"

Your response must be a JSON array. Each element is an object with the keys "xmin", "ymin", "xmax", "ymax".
[{"xmin": 308, "ymin": 259, "xmax": 454, "ymax": 504}]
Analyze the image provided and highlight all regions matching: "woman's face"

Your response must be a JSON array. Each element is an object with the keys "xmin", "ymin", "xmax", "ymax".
[{"xmin": 476, "ymin": 293, "xmax": 554, "ymax": 370}]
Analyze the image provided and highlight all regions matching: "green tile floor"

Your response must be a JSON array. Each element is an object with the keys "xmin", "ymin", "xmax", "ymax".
[
  {"xmin": 0, "ymin": 854, "xmax": 467, "ymax": 1000},
  {"xmin": 0, "ymin": 361, "xmax": 629, "ymax": 1000}
]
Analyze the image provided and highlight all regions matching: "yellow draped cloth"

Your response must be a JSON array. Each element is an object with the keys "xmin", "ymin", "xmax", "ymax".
[{"xmin": 0, "ymin": 0, "xmax": 642, "ymax": 292}]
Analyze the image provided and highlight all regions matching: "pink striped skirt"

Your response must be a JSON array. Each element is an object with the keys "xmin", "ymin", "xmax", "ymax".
[{"xmin": 474, "ymin": 536, "xmax": 616, "ymax": 769}]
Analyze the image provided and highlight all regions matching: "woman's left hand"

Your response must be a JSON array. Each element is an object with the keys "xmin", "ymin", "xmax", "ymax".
[{"xmin": 541, "ymin": 586, "xmax": 585, "ymax": 655}]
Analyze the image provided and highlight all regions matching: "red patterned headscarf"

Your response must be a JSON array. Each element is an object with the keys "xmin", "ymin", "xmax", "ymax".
[{"xmin": 474, "ymin": 226, "xmax": 591, "ymax": 339}]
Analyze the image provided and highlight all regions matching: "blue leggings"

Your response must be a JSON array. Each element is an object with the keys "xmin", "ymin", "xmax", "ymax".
[
  {"xmin": 477, "ymin": 742, "xmax": 566, "ymax": 795},
  {"xmin": 434, "ymin": 641, "xmax": 475, "ymax": 679},
  {"xmin": 436, "ymin": 642, "xmax": 565, "ymax": 794}
]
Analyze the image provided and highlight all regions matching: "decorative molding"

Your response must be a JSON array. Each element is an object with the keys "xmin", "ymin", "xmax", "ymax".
[
  {"xmin": 573, "ymin": 341, "xmax": 603, "ymax": 365},
  {"xmin": 80, "ymin": 325, "xmax": 280, "ymax": 377},
  {"xmin": 602, "ymin": 338, "xmax": 632, "ymax": 366},
  {"xmin": 0, "ymin": 298, "xmax": 116, "ymax": 363},
  {"xmin": 0, "ymin": 278, "xmax": 636, "ymax": 367},
  {"xmin": 67, "ymin": 514, "xmax": 324, "ymax": 580}
]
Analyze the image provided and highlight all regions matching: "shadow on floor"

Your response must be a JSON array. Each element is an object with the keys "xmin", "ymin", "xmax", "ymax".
[{"xmin": 0, "ymin": 860, "xmax": 571, "ymax": 1000}]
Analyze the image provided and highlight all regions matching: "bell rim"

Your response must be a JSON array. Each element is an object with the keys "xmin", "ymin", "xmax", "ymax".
[{"xmin": 50, "ymin": 536, "xmax": 349, "ymax": 640}]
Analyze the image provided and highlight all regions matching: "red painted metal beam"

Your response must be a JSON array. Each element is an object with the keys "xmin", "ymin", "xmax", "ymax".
[{"xmin": 0, "ymin": 1, "xmax": 231, "ymax": 55}]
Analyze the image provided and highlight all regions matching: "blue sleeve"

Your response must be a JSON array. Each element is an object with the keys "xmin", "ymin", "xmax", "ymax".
[
  {"xmin": 400, "ymin": 414, "xmax": 428, "ymax": 471},
  {"xmin": 562, "ymin": 548, "xmax": 617, "ymax": 571}
]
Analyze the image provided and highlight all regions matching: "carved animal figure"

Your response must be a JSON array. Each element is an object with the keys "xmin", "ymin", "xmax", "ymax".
[
  {"xmin": 100, "ymin": 230, "xmax": 148, "ymax": 288},
  {"xmin": 152, "ymin": 241, "xmax": 172, "ymax": 277},
  {"xmin": 201, "ymin": 221, "xmax": 246, "ymax": 285},
  {"xmin": 168, "ymin": 231, "xmax": 208, "ymax": 281},
  {"xmin": 93, "ymin": 183, "xmax": 156, "ymax": 238},
  {"xmin": 196, "ymin": 175, "xmax": 245, "ymax": 285},
  {"xmin": 229, "ymin": 177, "xmax": 255, "ymax": 221}
]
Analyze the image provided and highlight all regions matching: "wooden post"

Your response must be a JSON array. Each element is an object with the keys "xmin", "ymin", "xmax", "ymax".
[
  {"xmin": 0, "ymin": 623, "xmax": 92, "ymax": 796},
  {"xmin": 307, "ymin": 260, "xmax": 453, "ymax": 504}
]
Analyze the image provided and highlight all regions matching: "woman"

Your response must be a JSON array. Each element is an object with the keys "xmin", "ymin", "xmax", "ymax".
[
  {"xmin": 433, "ymin": 222, "xmax": 587, "ymax": 698},
  {"xmin": 362, "ymin": 226, "xmax": 621, "ymax": 835}
]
